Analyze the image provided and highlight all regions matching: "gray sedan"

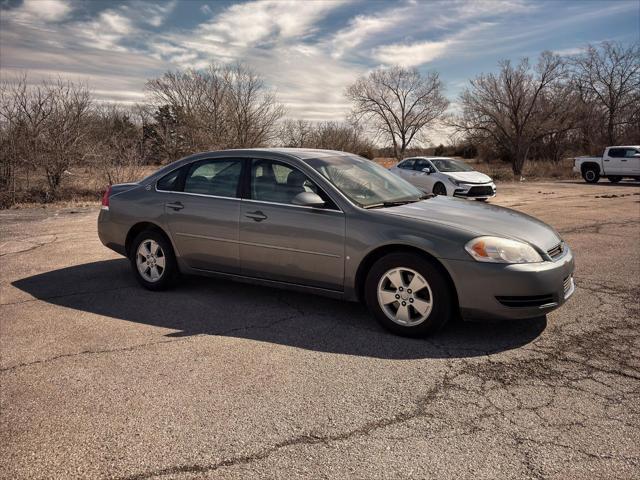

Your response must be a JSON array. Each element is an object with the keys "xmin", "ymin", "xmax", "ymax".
[{"xmin": 98, "ymin": 148, "xmax": 575, "ymax": 337}]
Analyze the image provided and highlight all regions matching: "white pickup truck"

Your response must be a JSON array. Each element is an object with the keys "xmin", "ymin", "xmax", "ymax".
[{"xmin": 574, "ymin": 145, "xmax": 640, "ymax": 183}]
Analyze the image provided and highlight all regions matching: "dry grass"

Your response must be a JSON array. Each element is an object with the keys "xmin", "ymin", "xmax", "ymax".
[
  {"xmin": 4, "ymin": 165, "xmax": 156, "ymax": 209},
  {"xmin": 375, "ymin": 157, "xmax": 579, "ymax": 181},
  {"xmin": 5, "ymin": 157, "xmax": 579, "ymax": 209}
]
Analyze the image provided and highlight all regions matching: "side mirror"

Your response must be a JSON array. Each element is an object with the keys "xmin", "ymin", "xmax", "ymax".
[
  {"xmin": 422, "ymin": 167, "xmax": 432, "ymax": 174},
  {"xmin": 292, "ymin": 191, "xmax": 325, "ymax": 208},
  {"xmin": 633, "ymin": 152, "xmax": 640, "ymax": 158}
]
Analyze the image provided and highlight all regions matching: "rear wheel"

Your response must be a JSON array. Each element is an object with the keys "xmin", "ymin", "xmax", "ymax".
[
  {"xmin": 364, "ymin": 252, "xmax": 454, "ymax": 337},
  {"xmin": 130, "ymin": 229, "xmax": 178, "ymax": 290},
  {"xmin": 608, "ymin": 176, "xmax": 622, "ymax": 183},
  {"xmin": 582, "ymin": 168, "xmax": 600, "ymax": 184},
  {"xmin": 433, "ymin": 182, "xmax": 447, "ymax": 196}
]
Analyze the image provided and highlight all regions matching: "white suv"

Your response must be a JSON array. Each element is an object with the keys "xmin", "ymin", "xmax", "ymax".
[{"xmin": 390, "ymin": 157, "xmax": 496, "ymax": 201}]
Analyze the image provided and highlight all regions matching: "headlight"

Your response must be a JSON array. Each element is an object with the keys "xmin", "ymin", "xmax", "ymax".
[
  {"xmin": 447, "ymin": 177, "xmax": 460, "ymax": 186},
  {"xmin": 465, "ymin": 236, "xmax": 543, "ymax": 263}
]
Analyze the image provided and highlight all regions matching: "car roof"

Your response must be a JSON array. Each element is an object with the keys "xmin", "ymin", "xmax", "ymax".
[
  {"xmin": 197, "ymin": 147, "xmax": 354, "ymax": 160},
  {"xmin": 142, "ymin": 148, "xmax": 355, "ymax": 182},
  {"xmin": 401, "ymin": 156, "xmax": 457, "ymax": 161},
  {"xmin": 609, "ymin": 145, "xmax": 640, "ymax": 149}
]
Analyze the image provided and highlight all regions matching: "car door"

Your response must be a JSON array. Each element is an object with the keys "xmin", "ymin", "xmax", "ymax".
[
  {"xmin": 162, "ymin": 158, "xmax": 243, "ymax": 273},
  {"xmin": 622, "ymin": 147, "xmax": 640, "ymax": 174},
  {"xmin": 411, "ymin": 159, "xmax": 437, "ymax": 191},
  {"xmin": 393, "ymin": 159, "xmax": 415, "ymax": 180},
  {"xmin": 239, "ymin": 159, "xmax": 345, "ymax": 291},
  {"xmin": 604, "ymin": 148, "xmax": 626, "ymax": 174}
]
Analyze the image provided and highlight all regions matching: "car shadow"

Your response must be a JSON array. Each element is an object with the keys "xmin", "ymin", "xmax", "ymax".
[{"xmin": 12, "ymin": 259, "xmax": 547, "ymax": 360}]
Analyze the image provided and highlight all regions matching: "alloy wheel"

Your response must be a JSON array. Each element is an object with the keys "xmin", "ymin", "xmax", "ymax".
[
  {"xmin": 136, "ymin": 239, "xmax": 166, "ymax": 282},
  {"xmin": 377, "ymin": 267, "xmax": 433, "ymax": 326}
]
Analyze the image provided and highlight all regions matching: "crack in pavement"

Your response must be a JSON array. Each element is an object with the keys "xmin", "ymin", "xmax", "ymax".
[
  {"xmin": 0, "ymin": 235, "xmax": 58, "ymax": 257},
  {"xmin": 558, "ymin": 219, "xmax": 640, "ymax": 235},
  {"xmin": 0, "ymin": 338, "xmax": 193, "ymax": 373},
  {"xmin": 114, "ymin": 385, "xmax": 442, "ymax": 480},
  {"xmin": 0, "ymin": 285, "xmax": 135, "ymax": 307},
  {"xmin": 0, "ymin": 312, "xmax": 303, "ymax": 373}
]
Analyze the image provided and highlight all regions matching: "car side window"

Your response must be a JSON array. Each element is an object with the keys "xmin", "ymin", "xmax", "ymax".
[
  {"xmin": 624, "ymin": 149, "xmax": 639, "ymax": 158},
  {"xmin": 608, "ymin": 148, "xmax": 623, "ymax": 158},
  {"xmin": 414, "ymin": 160, "xmax": 433, "ymax": 171},
  {"xmin": 398, "ymin": 160, "xmax": 415, "ymax": 169},
  {"xmin": 250, "ymin": 159, "xmax": 337, "ymax": 209},
  {"xmin": 184, "ymin": 159, "xmax": 242, "ymax": 197},
  {"xmin": 157, "ymin": 168, "xmax": 182, "ymax": 192}
]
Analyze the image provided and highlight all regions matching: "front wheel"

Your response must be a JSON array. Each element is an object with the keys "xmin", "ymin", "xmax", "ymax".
[
  {"xmin": 582, "ymin": 168, "xmax": 600, "ymax": 184},
  {"xmin": 608, "ymin": 176, "xmax": 622, "ymax": 183},
  {"xmin": 433, "ymin": 183, "xmax": 447, "ymax": 196},
  {"xmin": 130, "ymin": 229, "xmax": 178, "ymax": 290},
  {"xmin": 364, "ymin": 253, "xmax": 454, "ymax": 337}
]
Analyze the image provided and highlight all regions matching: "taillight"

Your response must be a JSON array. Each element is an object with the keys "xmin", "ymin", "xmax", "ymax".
[{"xmin": 101, "ymin": 185, "xmax": 112, "ymax": 210}]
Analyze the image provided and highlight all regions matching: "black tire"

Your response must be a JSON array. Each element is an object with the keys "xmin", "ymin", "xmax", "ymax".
[
  {"xmin": 608, "ymin": 176, "xmax": 622, "ymax": 183},
  {"xmin": 582, "ymin": 168, "xmax": 600, "ymax": 184},
  {"xmin": 475, "ymin": 198, "xmax": 489, "ymax": 202},
  {"xmin": 433, "ymin": 182, "xmax": 447, "ymax": 196},
  {"xmin": 364, "ymin": 252, "xmax": 454, "ymax": 337},
  {"xmin": 130, "ymin": 229, "xmax": 178, "ymax": 291}
]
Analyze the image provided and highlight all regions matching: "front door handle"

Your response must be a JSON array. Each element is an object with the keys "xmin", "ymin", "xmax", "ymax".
[
  {"xmin": 245, "ymin": 210, "xmax": 267, "ymax": 221},
  {"xmin": 166, "ymin": 202, "xmax": 184, "ymax": 211}
]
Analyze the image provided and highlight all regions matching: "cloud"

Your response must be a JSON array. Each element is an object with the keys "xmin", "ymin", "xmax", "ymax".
[
  {"xmin": 1, "ymin": 0, "xmax": 637, "ymax": 127},
  {"xmin": 553, "ymin": 47, "xmax": 586, "ymax": 57},
  {"xmin": 372, "ymin": 39, "xmax": 452, "ymax": 67},
  {"xmin": 331, "ymin": 11, "xmax": 405, "ymax": 58},
  {"xmin": 196, "ymin": 0, "xmax": 346, "ymax": 47},
  {"xmin": 3, "ymin": 0, "xmax": 72, "ymax": 24}
]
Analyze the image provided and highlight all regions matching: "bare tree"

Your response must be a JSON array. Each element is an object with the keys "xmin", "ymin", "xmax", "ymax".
[
  {"xmin": 570, "ymin": 41, "xmax": 640, "ymax": 147},
  {"xmin": 42, "ymin": 80, "xmax": 92, "ymax": 196},
  {"xmin": 453, "ymin": 53, "xmax": 573, "ymax": 176},
  {"xmin": 225, "ymin": 63, "xmax": 285, "ymax": 148},
  {"xmin": 346, "ymin": 66, "xmax": 449, "ymax": 159},
  {"xmin": 85, "ymin": 104, "xmax": 145, "ymax": 185},
  {"xmin": 279, "ymin": 119, "xmax": 313, "ymax": 147},
  {"xmin": 146, "ymin": 65, "xmax": 231, "ymax": 151},
  {"xmin": 0, "ymin": 76, "xmax": 91, "ymax": 200},
  {"xmin": 145, "ymin": 63, "xmax": 284, "ymax": 158}
]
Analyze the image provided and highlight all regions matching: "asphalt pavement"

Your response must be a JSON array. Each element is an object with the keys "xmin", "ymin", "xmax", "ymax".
[{"xmin": 1, "ymin": 180, "xmax": 639, "ymax": 479}]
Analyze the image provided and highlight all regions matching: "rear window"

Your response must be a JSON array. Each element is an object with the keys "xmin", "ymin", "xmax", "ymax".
[{"xmin": 157, "ymin": 169, "xmax": 182, "ymax": 191}]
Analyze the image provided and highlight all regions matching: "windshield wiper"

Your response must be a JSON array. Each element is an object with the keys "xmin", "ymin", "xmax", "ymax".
[{"xmin": 363, "ymin": 194, "xmax": 433, "ymax": 209}]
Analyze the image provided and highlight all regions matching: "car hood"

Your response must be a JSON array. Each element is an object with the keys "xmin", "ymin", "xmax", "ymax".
[
  {"xmin": 444, "ymin": 171, "xmax": 492, "ymax": 184},
  {"xmin": 381, "ymin": 197, "xmax": 561, "ymax": 251}
]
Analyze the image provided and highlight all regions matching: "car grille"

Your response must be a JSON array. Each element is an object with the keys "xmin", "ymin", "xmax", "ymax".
[
  {"xmin": 467, "ymin": 186, "xmax": 494, "ymax": 196},
  {"xmin": 547, "ymin": 242, "xmax": 564, "ymax": 260},
  {"xmin": 496, "ymin": 294, "xmax": 556, "ymax": 308}
]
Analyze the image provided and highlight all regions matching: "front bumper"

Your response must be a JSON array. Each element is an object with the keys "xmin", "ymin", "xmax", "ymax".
[
  {"xmin": 445, "ymin": 246, "xmax": 575, "ymax": 321},
  {"xmin": 452, "ymin": 182, "xmax": 496, "ymax": 199}
]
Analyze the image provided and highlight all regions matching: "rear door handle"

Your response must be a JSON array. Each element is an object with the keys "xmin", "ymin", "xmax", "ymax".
[
  {"xmin": 245, "ymin": 210, "xmax": 267, "ymax": 221},
  {"xmin": 621, "ymin": 159, "xmax": 627, "ymax": 162},
  {"xmin": 166, "ymin": 202, "xmax": 184, "ymax": 211}
]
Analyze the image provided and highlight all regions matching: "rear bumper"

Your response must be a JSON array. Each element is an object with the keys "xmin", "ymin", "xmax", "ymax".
[
  {"xmin": 445, "ymin": 247, "xmax": 575, "ymax": 321},
  {"xmin": 97, "ymin": 209, "xmax": 126, "ymax": 256}
]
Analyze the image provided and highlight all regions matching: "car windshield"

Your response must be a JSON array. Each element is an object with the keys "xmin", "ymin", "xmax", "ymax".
[
  {"xmin": 305, "ymin": 155, "xmax": 425, "ymax": 208},
  {"xmin": 431, "ymin": 158, "xmax": 474, "ymax": 172}
]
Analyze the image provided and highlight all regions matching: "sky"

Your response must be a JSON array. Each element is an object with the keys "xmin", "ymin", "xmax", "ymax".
[{"xmin": 1, "ymin": 0, "xmax": 639, "ymax": 133}]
